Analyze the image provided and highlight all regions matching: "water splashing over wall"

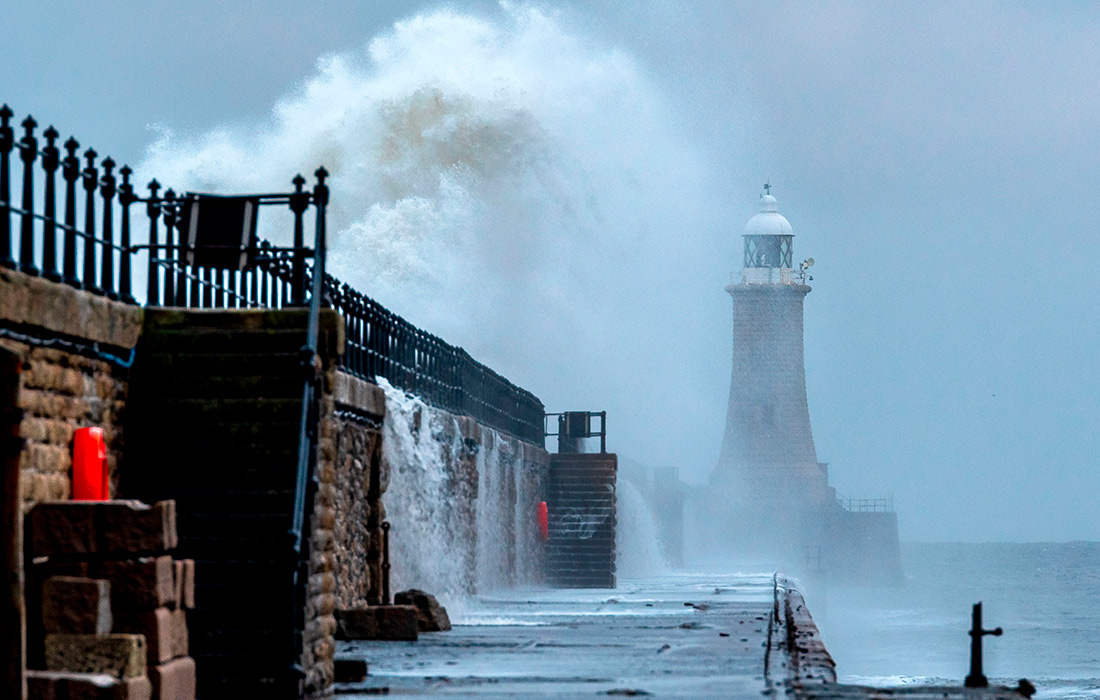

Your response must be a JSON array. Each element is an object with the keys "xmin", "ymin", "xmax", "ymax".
[
  {"xmin": 378, "ymin": 378, "xmax": 545, "ymax": 608},
  {"xmin": 616, "ymin": 479, "xmax": 667, "ymax": 579}
]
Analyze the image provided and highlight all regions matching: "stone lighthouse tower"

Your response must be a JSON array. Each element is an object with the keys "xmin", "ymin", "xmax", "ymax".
[{"xmin": 709, "ymin": 186, "xmax": 832, "ymax": 559}]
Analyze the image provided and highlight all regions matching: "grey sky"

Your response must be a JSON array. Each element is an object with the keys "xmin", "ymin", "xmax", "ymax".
[{"xmin": 4, "ymin": 2, "xmax": 1098, "ymax": 542}]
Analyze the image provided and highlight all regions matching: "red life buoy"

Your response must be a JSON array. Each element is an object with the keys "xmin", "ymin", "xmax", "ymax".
[
  {"xmin": 537, "ymin": 501, "xmax": 549, "ymax": 541},
  {"xmin": 72, "ymin": 427, "xmax": 108, "ymax": 500}
]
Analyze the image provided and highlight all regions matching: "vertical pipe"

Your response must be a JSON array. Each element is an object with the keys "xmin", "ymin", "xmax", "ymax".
[
  {"xmin": 230, "ymin": 268, "xmax": 240, "ymax": 308},
  {"xmin": 61, "ymin": 138, "xmax": 80, "ymax": 286},
  {"xmin": 173, "ymin": 197, "xmax": 187, "ymax": 307},
  {"xmin": 0, "ymin": 106, "xmax": 13, "ymax": 270},
  {"xmin": 600, "ymin": 411, "xmax": 607, "ymax": 454},
  {"xmin": 200, "ymin": 268, "xmax": 211, "ymax": 308},
  {"xmin": 161, "ymin": 190, "xmax": 176, "ymax": 305},
  {"xmin": 259, "ymin": 241, "xmax": 270, "ymax": 306},
  {"xmin": 145, "ymin": 180, "xmax": 161, "ymax": 304},
  {"xmin": 381, "ymin": 521, "xmax": 391, "ymax": 605},
  {"xmin": 81, "ymin": 150, "xmax": 99, "ymax": 293},
  {"xmin": 117, "ymin": 166, "xmax": 135, "ymax": 304},
  {"xmin": 40, "ymin": 127, "xmax": 60, "ymax": 282},
  {"xmin": 18, "ymin": 116, "xmax": 38, "ymax": 276},
  {"xmin": 215, "ymin": 268, "xmax": 225, "ymax": 308},
  {"xmin": 99, "ymin": 158, "xmax": 116, "ymax": 299}
]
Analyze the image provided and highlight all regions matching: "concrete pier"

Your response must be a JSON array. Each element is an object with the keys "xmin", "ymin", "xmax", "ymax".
[
  {"xmin": 335, "ymin": 573, "xmax": 834, "ymax": 697},
  {"xmin": 335, "ymin": 574, "xmax": 1031, "ymax": 699}
]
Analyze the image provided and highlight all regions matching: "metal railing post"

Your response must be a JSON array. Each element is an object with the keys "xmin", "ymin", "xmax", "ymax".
[
  {"xmin": 18, "ymin": 116, "xmax": 38, "ymax": 276},
  {"xmin": 40, "ymin": 126, "xmax": 60, "ymax": 282},
  {"xmin": 0, "ymin": 106, "xmax": 13, "ymax": 269},
  {"xmin": 161, "ymin": 190, "xmax": 176, "ymax": 305},
  {"xmin": 145, "ymin": 180, "xmax": 160, "ymax": 304},
  {"xmin": 99, "ymin": 158, "xmax": 116, "ymax": 299},
  {"xmin": 81, "ymin": 149, "xmax": 99, "ymax": 293},
  {"xmin": 117, "ymin": 166, "xmax": 135, "ymax": 304},
  {"xmin": 61, "ymin": 138, "xmax": 80, "ymax": 286}
]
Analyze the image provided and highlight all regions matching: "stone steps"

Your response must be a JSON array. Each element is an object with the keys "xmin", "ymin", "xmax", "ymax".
[
  {"xmin": 546, "ymin": 453, "xmax": 618, "ymax": 589},
  {"xmin": 127, "ymin": 314, "xmax": 317, "ymax": 699}
]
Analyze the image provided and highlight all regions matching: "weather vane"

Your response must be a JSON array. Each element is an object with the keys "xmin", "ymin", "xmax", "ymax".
[{"xmin": 763, "ymin": 181, "xmax": 771, "ymax": 195}]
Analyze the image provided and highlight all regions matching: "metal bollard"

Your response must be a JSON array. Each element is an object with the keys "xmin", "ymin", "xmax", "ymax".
[
  {"xmin": 964, "ymin": 602, "xmax": 1002, "ymax": 688},
  {"xmin": 381, "ymin": 521, "xmax": 391, "ymax": 605}
]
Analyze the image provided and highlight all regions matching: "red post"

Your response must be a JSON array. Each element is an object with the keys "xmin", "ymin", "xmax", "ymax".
[{"xmin": 71, "ymin": 427, "xmax": 107, "ymax": 500}]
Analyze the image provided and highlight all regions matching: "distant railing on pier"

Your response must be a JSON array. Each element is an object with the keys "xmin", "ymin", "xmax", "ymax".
[
  {"xmin": 836, "ymin": 494, "xmax": 894, "ymax": 513},
  {"xmin": 737, "ymin": 267, "xmax": 809, "ymax": 286},
  {"xmin": 0, "ymin": 104, "xmax": 545, "ymax": 445}
]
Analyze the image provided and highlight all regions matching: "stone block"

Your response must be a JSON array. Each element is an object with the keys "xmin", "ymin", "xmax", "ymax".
[
  {"xmin": 112, "ymin": 607, "xmax": 187, "ymax": 664},
  {"xmin": 42, "ymin": 576, "xmax": 113, "ymax": 635},
  {"xmin": 394, "ymin": 589, "xmax": 452, "ymax": 632},
  {"xmin": 44, "ymin": 634, "xmax": 147, "ymax": 680},
  {"xmin": 95, "ymin": 556, "xmax": 175, "ymax": 611},
  {"xmin": 27, "ymin": 501, "xmax": 178, "ymax": 557},
  {"xmin": 179, "ymin": 560, "xmax": 194, "ymax": 609},
  {"xmin": 27, "ymin": 670, "xmax": 153, "ymax": 700},
  {"xmin": 28, "ymin": 502, "xmax": 97, "ymax": 557},
  {"xmin": 98, "ymin": 501, "xmax": 177, "ymax": 554},
  {"xmin": 149, "ymin": 656, "xmax": 196, "ymax": 700},
  {"xmin": 171, "ymin": 561, "xmax": 183, "ymax": 609},
  {"xmin": 336, "ymin": 606, "xmax": 418, "ymax": 641}
]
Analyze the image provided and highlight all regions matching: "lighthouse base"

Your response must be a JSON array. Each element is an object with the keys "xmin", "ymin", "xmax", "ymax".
[{"xmin": 686, "ymin": 490, "xmax": 904, "ymax": 587}]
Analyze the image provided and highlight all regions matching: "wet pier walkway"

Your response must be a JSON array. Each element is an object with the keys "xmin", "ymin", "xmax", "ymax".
[
  {"xmin": 334, "ymin": 573, "xmax": 1029, "ymax": 699},
  {"xmin": 334, "ymin": 573, "xmax": 821, "ymax": 698}
]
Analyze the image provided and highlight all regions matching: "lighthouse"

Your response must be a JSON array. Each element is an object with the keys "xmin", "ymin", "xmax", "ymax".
[{"xmin": 709, "ymin": 186, "xmax": 832, "ymax": 561}]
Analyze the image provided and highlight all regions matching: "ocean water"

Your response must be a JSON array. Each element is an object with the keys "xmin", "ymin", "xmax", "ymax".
[{"xmin": 807, "ymin": 542, "xmax": 1100, "ymax": 699}]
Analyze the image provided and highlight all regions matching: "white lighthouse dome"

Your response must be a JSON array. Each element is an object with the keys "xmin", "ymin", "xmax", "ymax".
[{"xmin": 744, "ymin": 193, "xmax": 793, "ymax": 235}]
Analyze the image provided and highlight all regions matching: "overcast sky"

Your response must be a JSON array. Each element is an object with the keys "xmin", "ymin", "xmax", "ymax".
[{"xmin": 5, "ymin": 2, "xmax": 1099, "ymax": 542}]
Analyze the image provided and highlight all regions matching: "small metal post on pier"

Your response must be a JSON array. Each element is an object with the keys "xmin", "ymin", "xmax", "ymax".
[
  {"xmin": 381, "ymin": 521, "xmax": 392, "ymax": 605},
  {"xmin": 964, "ymin": 601, "xmax": 1002, "ymax": 688}
]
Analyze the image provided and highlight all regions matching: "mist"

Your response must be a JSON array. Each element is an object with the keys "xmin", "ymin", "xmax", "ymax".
[{"xmin": 5, "ymin": 1, "xmax": 1100, "ymax": 542}]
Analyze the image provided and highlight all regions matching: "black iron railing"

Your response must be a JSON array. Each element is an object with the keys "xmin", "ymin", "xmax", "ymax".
[
  {"xmin": 327, "ymin": 276, "xmax": 545, "ymax": 444},
  {"xmin": 0, "ymin": 104, "xmax": 545, "ymax": 446}
]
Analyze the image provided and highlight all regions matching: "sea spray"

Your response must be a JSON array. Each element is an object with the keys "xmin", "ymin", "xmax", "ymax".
[
  {"xmin": 616, "ymin": 479, "xmax": 667, "ymax": 579},
  {"xmin": 137, "ymin": 5, "xmax": 713, "ymax": 480},
  {"xmin": 378, "ymin": 379, "xmax": 468, "ymax": 601}
]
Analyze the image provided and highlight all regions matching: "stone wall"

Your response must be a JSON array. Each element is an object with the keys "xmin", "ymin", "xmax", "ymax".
[
  {"xmin": 0, "ymin": 266, "xmax": 550, "ymax": 695},
  {"xmin": 0, "ymin": 268, "xmax": 142, "ymax": 508},
  {"xmin": 326, "ymin": 371, "xmax": 387, "ymax": 610}
]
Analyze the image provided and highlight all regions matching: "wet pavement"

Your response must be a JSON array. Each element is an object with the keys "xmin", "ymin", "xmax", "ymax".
[
  {"xmin": 335, "ymin": 572, "xmax": 794, "ymax": 698},
  {"xmin": 334, "ymin": 573, "xmax": 1030, "ymax": 699}
]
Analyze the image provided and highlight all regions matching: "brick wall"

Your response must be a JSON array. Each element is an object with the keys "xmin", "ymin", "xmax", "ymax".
[{"xmin": 0, "ymin": 268, "xmax": 142, "ymax": 509}]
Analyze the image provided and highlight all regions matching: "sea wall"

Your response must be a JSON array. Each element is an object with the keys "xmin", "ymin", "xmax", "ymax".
[{"xmin": 377, "ymin": 379, "xmax": 549, "ymax": 606}]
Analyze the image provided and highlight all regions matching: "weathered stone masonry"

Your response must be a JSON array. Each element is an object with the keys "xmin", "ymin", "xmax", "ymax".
[
  {"xmin": 0, "ymin": 267, "xmax": 141, "ymax": 507},
  {"xmin": 328, "ymin": 372, "xmax": 388, "ymax": 610}
]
